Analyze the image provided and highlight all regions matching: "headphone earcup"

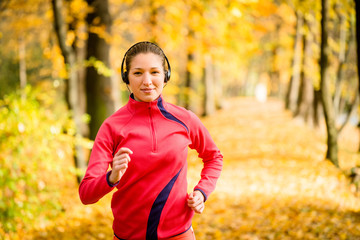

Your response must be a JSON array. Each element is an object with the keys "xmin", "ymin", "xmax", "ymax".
[
  {"xmin": 164, "ymin": 71, "xmax": 170, "ymax": 83},
  {"xmin": 164, "ymin": 71, "xmax": 168, "ymax": 83},
  {"xmin": 123, "ymin": 71, "xmax": 129, "ymax": 84}
]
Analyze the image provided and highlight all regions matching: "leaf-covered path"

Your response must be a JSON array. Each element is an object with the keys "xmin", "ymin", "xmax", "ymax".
[
  {"xmin": 29, "ymin": 98, "xmax": 360, "ymax": 240},
  {"xmin": 190, "ymin": 98, "xmax": 360, "ymax": 239}
]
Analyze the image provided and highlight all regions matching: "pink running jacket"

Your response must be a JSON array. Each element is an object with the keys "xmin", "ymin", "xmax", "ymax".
[{"xmin": 79, "ymin": 95, "xmax": 223, "ymax": 240}]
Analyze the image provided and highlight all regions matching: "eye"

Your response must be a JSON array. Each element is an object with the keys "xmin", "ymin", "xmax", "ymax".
[
  {"xmin": 151, "ymin": 70, "xmax": 160, "ymax": 75},
  {"xmin": 133, "ymin": 71, "xmax": 142, "ymax": 76}
]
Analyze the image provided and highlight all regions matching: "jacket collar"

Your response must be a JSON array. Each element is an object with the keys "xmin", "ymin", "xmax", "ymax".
[{"xmin": 127, "ymin": 93, "xmax": 163, "ymax": 113}]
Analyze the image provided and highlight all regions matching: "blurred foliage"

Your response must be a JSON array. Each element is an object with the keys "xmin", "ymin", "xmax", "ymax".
[
  {"xmin": 0, "ymin": 0, "xmax": 357, "ymax": 104},
  {"xmin": 0, "ymin": 85, "xmax": 76, "ymax": 235},
  {"xmin": 0, "ymin": 0, "xmax": 296, "ymax": 101},
  {"xmin": 0, "ymin": 0, "xmax": 54, "ymax": 98},
  {"xmin": 0, "ymin": 49, "xmax": 19, "ymax": 98},
  {"xmin": 85, "ymin": 57, "xmax": 114, "ymax": 77}
]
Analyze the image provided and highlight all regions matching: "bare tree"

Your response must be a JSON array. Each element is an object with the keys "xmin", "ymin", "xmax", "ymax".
[
  {"xmin": 355, "ymin": 0, "xmax": 360, "ymax": 96},
  {"xmin": 203, "ymin": 55, "xmax": 215, "ymax": 116},
  {"xmin": 295, "ymin": 16, "xmax": 315, "ymax": 126},
  {"xmin": 285, "ymin": 10, "xmax": 303, "ymax": 114},
  {"xmin": 320, "ymin": 0, "xmax": 339, "ymax": 167},
  {"xmin": 51, "ymin": 0, "xmax": 87, "ymax": 181},
  {"xmin": 85, "ymin": 0, "xmax": 118, "ymax": 140},
  {"xmin": 353, "ymin": 0, "xmax": 360, "ymax": 152}
]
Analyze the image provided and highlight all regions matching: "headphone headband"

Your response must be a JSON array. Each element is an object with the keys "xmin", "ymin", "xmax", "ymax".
[{"xmin": 121, "ymin": 41, "xmax": 171, "ymax": 84}]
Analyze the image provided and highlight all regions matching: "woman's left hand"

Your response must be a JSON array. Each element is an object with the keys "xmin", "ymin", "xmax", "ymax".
[{"xmin": 187, "ymin": 190, "xmax": 205, "ymax": 214}]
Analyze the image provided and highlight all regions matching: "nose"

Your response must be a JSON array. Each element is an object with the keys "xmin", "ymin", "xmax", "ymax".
[{"xmin": 142, "ymin": 72, "xmax": 152, "ymax": 85}]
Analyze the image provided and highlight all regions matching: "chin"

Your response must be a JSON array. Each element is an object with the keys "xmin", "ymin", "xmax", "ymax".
[{"xmin": 139, "ymin": 94, "xmax": 159, "ymax": 102}]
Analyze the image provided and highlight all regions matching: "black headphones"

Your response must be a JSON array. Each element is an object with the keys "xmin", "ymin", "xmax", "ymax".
[{"xmin": 121, "ymin": 41, "xmax": 171, "ymax": 84}]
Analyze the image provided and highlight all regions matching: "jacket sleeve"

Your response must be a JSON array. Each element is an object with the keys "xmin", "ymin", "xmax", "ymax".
[
  {"xmin": 79, "ymin": 121, "xmax": 117, "ymax": 204},
  {"xmin": 188, "ymin": 111, "xmax": 223, "ymax": 201}
]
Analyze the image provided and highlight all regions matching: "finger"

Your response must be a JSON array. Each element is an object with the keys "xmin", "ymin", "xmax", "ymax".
[
  {"xmin": 115, "ymin": 147, "xmax": 133, "ymax": 156},
  {"xmin": 112, "ymin": 159, "xmax": 130, "ymax": 169},
  {"xmin": 188, "ymin": 192, "xmax": 194, "ymax": 199},
  {"xmin": 187, "ymin": 198, "xmax": 201, "ymax": 208},
  {"xmin": 193, "ymin": 191, "xmax": 205, "ymax": 202},
  {"xmin": 112, "ymin": 163, "xmax": 128, "ymax": 172},
  {"xmin": 197, "ymin": 205, "xmax": 204, "ymax": 214},
  {"xmin": 188, "ymin": 196, "xmax": 202, "ymax": 205},
  {"xmin": 190, "ymin": 204, "xmax": 204, "ymax": 214},
  {"xmin": 187, "ymin": 198, "xmax": 196, "ymax": 206},
  {"xmin": 113, "ymin": 157, "xmax": 130, "ymax": 167},
  {"xmin": 194, "ymin": 203, "xmax": 204, "ymax": 213},
  {"xmin": 187, "ymin": 199, "xmax": 198, "ymax": 207},
  {"xmin": 113, "ymin": 159, "xmax": 129, "ymax": 168},
  {"xmin": 114, "ymin": 153, "xmax": 131, "ymax": 163}
]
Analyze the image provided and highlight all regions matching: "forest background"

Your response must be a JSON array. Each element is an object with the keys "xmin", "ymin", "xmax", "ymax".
[{"xmin": 1, "ymin": 0, "xmax": 360, "ymax": 239}]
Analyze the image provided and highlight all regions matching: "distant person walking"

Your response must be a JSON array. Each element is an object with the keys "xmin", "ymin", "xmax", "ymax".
[{"xmin": 79, "ymin": 41, "xmax": 223, "ymax": 240}]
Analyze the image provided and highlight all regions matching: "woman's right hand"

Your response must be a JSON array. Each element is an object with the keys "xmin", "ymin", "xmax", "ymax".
[{"xmin": 109, "ymin": 147, "xmax": 133, "ymax": 184}]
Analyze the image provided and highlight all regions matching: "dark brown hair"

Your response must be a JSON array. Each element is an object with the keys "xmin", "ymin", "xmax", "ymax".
[{"xmin": 125, "ymin": 42, "xmax": 166, "ymax": 74}]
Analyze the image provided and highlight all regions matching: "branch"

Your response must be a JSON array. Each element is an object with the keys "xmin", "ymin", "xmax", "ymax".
[
  {"xmin": 338, "ymin": 91, "xmax": 359, "ymax": 134},
  {"xmin": 51, "ymin": 0, "xmax": 74, "ymax": 65}
]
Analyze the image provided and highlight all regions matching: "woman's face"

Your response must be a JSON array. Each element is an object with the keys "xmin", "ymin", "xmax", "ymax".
[{"xmin": 128, "ymin": 53, "xmax": 165, "ymax": 102}]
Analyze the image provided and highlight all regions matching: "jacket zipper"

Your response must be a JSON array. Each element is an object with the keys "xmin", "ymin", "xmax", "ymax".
[{"xmin": 149, "ymin": 106, "xmax": 157, "ymax": 152}]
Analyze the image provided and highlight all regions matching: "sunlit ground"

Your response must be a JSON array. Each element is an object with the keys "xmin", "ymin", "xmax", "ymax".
[
  {"xmin": 16, "ymin": 97, "xmax": 360, "ymax": 240},
  {"xmin": 190, "ymin": 98, "xmax": 360, "ymax": 240}
]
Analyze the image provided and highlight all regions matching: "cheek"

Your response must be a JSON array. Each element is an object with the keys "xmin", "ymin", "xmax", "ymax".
[
  {"xmin": 155, "ymin": 78, "xmax": 165, "ymax": 87},
  {"xmin": 129, "ymin": 78, "xmax": 141, "ymax": 87}
]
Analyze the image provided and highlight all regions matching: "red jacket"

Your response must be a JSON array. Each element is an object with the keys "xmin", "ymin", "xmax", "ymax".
[{"xmin": 79, "ymin": 95, "xmax": 223, "ymax": 240}]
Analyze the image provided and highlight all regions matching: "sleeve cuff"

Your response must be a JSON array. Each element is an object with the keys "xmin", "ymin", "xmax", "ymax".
[
  {"xmin": 106, "ymin": 171, "xmax": 119, "ymax": 187},
  {"xmin": 194, "ymin": 188, "xmax": 208, "ymax": 202}
]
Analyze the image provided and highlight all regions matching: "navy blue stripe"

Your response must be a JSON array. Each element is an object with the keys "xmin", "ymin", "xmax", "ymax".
[
  {"xmin": 171, "ymin": 225, "xmax": 192, "ymax": 238},
  {"xmin": 157, "ymin": 98, "xmax": 189, "ymax": 132},
  {"xmin": 146, "ymin": 168, "xmax": 182, "ymax": 240},
  {"xmin": 114, "ymin": 233, "xmax": 125, "ymax": 240}
]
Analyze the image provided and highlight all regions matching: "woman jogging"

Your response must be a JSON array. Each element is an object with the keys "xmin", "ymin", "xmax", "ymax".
[{"xmin": 79, "ymin": 41, "xmax": 223, "ymax": 240}]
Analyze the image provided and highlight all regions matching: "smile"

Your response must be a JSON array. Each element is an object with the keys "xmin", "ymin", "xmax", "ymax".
[{"xmin": 141, "ymin": 88, "xmax": 155, "ymax": 93}]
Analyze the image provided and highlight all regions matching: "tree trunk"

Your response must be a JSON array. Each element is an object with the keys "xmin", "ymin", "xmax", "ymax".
[
  {"xmin": 203, "ymin": 55, "xmax": 215, "ymax": 116},
  {"xmin": 355, "ymin": 0, "xmax": 360, "ymax": 96},
  {"xmin": 73, "ymin": 19, "xmax": 89, "ymax": 138},
  {"xmin": 313, "ymin": 90, "xmax": 323, "ymax": 128},
  {"xmin": 295, "ymin": 17, "xmax": 314, "ymax": 126},
  {"xmin": 320, "ymin": 0, "xmax": 339, "ymax": 167},
  {"xmin": 149, "ymin": 0, "xmax": 158, "ymax": 43},
  {"xmin": 339, "ymin": 92, "xmax": 359, "ymax": 134},
  {"xmin": 285, "ymin": 10, "xmax": 303, "ymax": 114},
  {"xmin": 18, "ymin": 35, "xmax": 26, "ymax": 99},
  {"xmin": 214, "ymin": 64, "xmax": 224, "ymax": 110},
  {"xmin": 184, "ymin": 28, "xmax": 198, "ymax": 113},
  {"xmin": 269, "ymin": 22, "xmax": 281, "ymax": 97},
  {"xmin": 184, "ymin": 52, "xmax": 194, "ymax": 110},
  {"xmin": 353, "ymin": 0, "xmax": 360, "ymax": 152},
  {"xmin": 52, "ymin": 0, "xmax": 87, "ymax": 182},
  {"xmin": 333, "ymin": 6, "xmax": 348, "ymax": 117},
  {"xmin": 85, "ymin": 0, "xmax": 117, "ymax": 140}
]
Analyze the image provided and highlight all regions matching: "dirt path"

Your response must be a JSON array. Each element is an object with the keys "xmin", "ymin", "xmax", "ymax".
[{"xmin": 190, "ymin": 98, "xmax": 360, "ymax": 239}]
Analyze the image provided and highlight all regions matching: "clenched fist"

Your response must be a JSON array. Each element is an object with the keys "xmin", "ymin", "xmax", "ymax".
[
  {"xmin": 109, "ymin": 147, "xmax": 133, "ymax": 184},
  {"xmin": 187, "ymin": 190, "xmax": 205, "ymax": 214}
]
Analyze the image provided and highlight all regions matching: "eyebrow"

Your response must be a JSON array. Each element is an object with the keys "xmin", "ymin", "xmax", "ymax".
[{"xmin": 132, "ymin": 67, "xmax": 161, "ymax": 70}]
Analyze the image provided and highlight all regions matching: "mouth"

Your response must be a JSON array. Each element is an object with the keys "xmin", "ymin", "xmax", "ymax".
[{"xmin": 141, "ymin": 88, "xmax": 155, "ymax": 93}]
